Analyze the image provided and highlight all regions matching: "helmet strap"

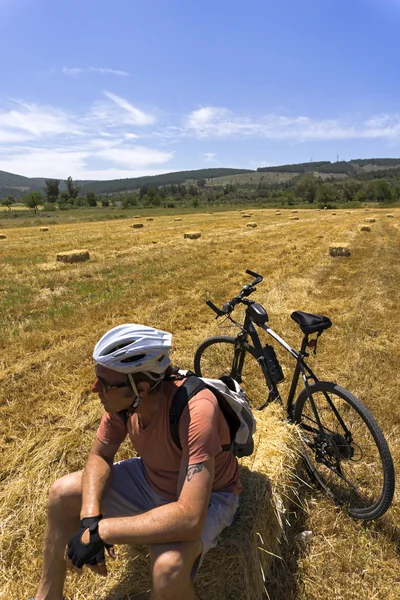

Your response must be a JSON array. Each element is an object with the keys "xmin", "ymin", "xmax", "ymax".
[{"xmin": 127, "ymin": 374, "xmax": 142, "ymax": 410}]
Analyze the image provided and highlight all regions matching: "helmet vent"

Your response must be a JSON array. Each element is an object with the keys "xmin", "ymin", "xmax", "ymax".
[{"xmin": 120, "ymin": 353, "xmax": 146, "ymax": 364}]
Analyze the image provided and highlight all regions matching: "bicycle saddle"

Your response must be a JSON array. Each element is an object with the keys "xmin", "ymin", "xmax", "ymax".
[{"xmin": 290, "ymin": 311, "xmax": 332, "ymax": 334}]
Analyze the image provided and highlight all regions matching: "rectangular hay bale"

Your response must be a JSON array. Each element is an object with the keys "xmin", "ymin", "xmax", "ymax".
[
  {"xmin": 184, "ymin": 232, "xmax": 201, "ymax": 239},
  {"xmin": 131, "ymin": 223, "xmax": 144, "ymax": 228},
  {"xmin": 56, "ymin": 250, "xmax": 90, "ymax": 263},
  {"xmin": 246, "ymin": 223, "xmax": 257, "ymax": 228},
  {"xmin": 329, "ymin": 244, "xmax": 350, "ymax": 257}
]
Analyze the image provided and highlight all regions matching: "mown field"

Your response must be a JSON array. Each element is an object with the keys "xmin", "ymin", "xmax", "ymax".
[{"xmin": 0, "ymin": 208, "xmax": 399, "ymax": 600}]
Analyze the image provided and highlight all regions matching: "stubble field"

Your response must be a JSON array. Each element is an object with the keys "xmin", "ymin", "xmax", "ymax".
[{"xmin": 0, "ymin": 207, "xmax": 399, "ymax": 599}]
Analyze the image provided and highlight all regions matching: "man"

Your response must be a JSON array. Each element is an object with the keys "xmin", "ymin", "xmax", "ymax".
[{"xmin": 30, "ymin": 324, "xmax": 242, "ymax": 600}]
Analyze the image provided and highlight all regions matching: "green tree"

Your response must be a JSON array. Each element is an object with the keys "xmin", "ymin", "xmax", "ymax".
[
  {"xmin": 1, "ymin": 197, "xmax": 12, "ymax": 211},
  {"xmin": 101, "ymin": 199, "xmax": 110, "ymax": 207},
  {"xmin": 65, "ymin": 176, "xmax": 80, "ymax": 199},
  {"xmin": 24, "ymin": 191, "xmax": 43, "ymax": 213},
  {"xmin": 315, "ymin": 183, "xmax": 340, "ymax": 207},
  {"xmin": 294, "ymin": 175, "xmax": 319, "ymax": 203},
  {"xmin": 373, "ymin": 180, "xmax": 392, "ymax": 203},
  {"xmin": 45, "ymin": 179, "xmax": 60, "ymax": 203},
  {"xmin": 197, "ymin": 178, "xmax": 206, "ymax": 188},
  {"xmin": 86, "ymin": 192, "xmax": 98, "ymax": 207},
  {"xmin": 340, "ymin": 179, "xmax": 363, "ymax": 202}
]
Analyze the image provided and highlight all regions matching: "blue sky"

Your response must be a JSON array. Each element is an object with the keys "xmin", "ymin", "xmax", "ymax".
[{"xmin": 1, "ymin": 0, "xmax": 400, "ymax": 180}]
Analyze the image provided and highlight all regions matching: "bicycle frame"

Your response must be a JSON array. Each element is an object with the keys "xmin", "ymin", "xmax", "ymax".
[
  {"xmin": 236, "ymin": 307, "xmax": 321, "ymax": 416},
  {"xmin": 235, "ymin": 309, "xmax": 351, "ymax": 439}
]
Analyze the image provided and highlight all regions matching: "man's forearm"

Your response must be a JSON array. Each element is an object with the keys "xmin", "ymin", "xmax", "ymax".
[
  {"xmin": 98, "ymin": 501, "xmax": 201, "ymax": 545},
  {"xmin": 80, "ymin": 452, "xmax": 113, "ymax": 519}
]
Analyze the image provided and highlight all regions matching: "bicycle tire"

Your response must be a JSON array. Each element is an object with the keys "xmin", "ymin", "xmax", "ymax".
[
  {"xmin": 293, "ymin": 381, "xmax": 395, "ymax": 520},
  {"xmin": 193, "ymin": 336, "xmax": 269, "ymax": 409}
]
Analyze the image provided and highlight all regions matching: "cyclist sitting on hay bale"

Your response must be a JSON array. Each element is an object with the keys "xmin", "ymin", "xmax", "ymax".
[{"xmin": 29, "ymin": 324, "xmax": 241, "ymax": 600}]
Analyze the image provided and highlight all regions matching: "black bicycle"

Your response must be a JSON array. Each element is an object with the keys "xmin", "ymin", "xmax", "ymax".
[{"xmin": 194, "ymin": 270, "xmax": 395, "ymax": 521}]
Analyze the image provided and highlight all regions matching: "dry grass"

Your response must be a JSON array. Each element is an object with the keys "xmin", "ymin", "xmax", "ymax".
[{"xmin": 1, "ymin": 208, "xmax": 399, "ymax": 600}]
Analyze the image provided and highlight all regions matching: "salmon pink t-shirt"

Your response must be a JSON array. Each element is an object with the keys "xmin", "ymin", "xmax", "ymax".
[{"xmin": 96, "ymin": 378, "xmax": 243, "ymax": 501}]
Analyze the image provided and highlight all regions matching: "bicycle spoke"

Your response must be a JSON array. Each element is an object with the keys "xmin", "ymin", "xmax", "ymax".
[{"xmin": 297, "ymin": 388, "xmax": 386, "ymax": 514}]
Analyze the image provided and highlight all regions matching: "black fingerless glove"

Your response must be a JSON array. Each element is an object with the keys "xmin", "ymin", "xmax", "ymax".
[{"xmin": 67, "ymin": 514, "xmax": 109, "ymax": 568}]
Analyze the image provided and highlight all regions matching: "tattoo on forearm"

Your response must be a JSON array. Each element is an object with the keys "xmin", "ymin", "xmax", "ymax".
[{"xmin": 186, "ymin": 463, "xmax": 203, "ymax": 481}]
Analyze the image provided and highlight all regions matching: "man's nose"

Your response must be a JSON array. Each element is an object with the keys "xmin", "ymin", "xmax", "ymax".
[{"xmin": 91, "ymin": 378, "xmax": 102, "ymax": 393}]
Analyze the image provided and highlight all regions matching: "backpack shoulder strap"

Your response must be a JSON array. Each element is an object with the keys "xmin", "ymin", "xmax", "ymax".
[{"xmin": 169, "ymin": 375, "xmax": 207, "ymax": 449}]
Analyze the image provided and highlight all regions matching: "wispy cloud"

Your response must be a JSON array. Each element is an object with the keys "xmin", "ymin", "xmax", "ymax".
[
  {"xmin": 3, "ymin": 93, "xmax": 400, "ymax": 180},
  {"xmin": 186, "ymin": 106, "xmax": 400, "ymax": 141},
  {"xmin": 88, "ymin": 91, "xmax": 156, "ymax": 127},
  {"xmin": 62, "ymin": 66, "xmax": 129, "ymax": 76}
]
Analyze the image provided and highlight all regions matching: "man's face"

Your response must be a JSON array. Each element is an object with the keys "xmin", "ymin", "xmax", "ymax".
[{"xmin": 92, "ymin": 364, "xmax": 134, "ymax": 413}]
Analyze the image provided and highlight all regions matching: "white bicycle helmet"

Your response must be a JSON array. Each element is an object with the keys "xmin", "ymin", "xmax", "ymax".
[{"xmin": 93, "ymin": 324, "xmax": 172, "ymax": 377}]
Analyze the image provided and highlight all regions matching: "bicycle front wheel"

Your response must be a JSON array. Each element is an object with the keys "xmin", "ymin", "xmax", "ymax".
[
  {"xmin": 293, "ymin": 381, "xmax": 395, "ymax": 520},
  {"xmin": 194, "ymin": 336, "xmax": 268, "ymax": 409}
]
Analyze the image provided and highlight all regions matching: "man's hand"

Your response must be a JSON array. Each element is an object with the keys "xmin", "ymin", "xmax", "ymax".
[{"xmin": 65, "ymin": 515, "xmax": 115, "ymax": 576}]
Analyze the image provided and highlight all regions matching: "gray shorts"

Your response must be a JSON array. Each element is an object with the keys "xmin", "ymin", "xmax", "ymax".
[{"xmin": 101, "ymin": 457, "xmax": 239, "ymax": 578}]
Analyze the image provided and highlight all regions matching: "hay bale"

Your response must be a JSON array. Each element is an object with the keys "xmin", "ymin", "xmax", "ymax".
[
  {"xmin": 40, "ymin": 227, "xmax": 49, "ymax": 231},
  {"xmin": 0, "ymin": 234, "xmax": 6, "ymax": 239},
  {"xmin": 146, "ymin": 218, "xmax": 154, "ymax": 221},
  {"xmin": 289, "ymin": 217, "xmax": 299, "ymax": 221},
  {"xmin": 346, "ymin": 211, "xmax": 351, "ymax": 214},
  {"xmin": 131, "ymin": 223, "xmax": 144, "ymax": 229},
  {"xmin": 174, "ymin": 218, "xmax": 182, "ymax": 222},
  {"xmin": 133, "ymin": 215, "xmax": 141, "ymax": 218},
  {"xmin": 184, "ymin": 232, "xmax": 201, "ymax": 239},
  {"xmin": 386, "ymin": 214, "xmax": 394, "ymax": 218},
  {"xmin": 246, "ymin": 223, "xmax": 257, "ymax": 228},
  {"xmin": 360, "ymin": 225, "xmax": 371, "ymax": 232},
  {"xmin": 207, "ymin": 212, "xmax": 214, "ymax": 214},
  {"xmin": 291, "ymin": 210, "xmax": 298, "ymax": 213},
  {"xmin": 331, "ymin": 212, "xmax": 337, "ymax": 215},
  {"xmin": 242, "ymin": 214, "xmax": 251, "ymax": 217},
  {"xmin": 98, "ymin": 405, "xmax": 300, "ymax": 600},
  {"xmin": 275, "ymin": 212, "xmax": 281, "ymax": 216},
  {"xmin": 56, "ymin": 250, "xmax": 90, "ymax": 264},
  {"xmin": 329, "ymin": 244, "xmax": 351, "ymax": 257},
  {"xmin": 364, "ymin": 218, "xmax": 375, "ymax": 223}
]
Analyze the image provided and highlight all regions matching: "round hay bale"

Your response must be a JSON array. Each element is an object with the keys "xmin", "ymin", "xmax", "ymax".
[
  {"xmin": 184, "ymin": 232, "xmax": 201, "ymax": 240},
  {"xmin": 329, "ymin": 244, "xmax": 350, "ymax": 257},
  {"xmin": 364, "ymin": 218, "xmax": 376, "ymax": 223},
  {"xmin": 324, "ymin": 206, "xmax": 328, "ymax": 210},
  {"xmin": 56, "ymin": 250, "xmax": 90, "ymax": 264},
  {"xmin": 246, "ymin": 222, "xmax": 257, "ymax": 228},
  {"xmin": 386, "ymin": 214, "xmax": 394, "ymax": 218},
  {"xmin": 40, "ymin": 227, "xmax": 49, "ymax": 231},
  {"xmin": 131, "ymin": 223, "xmax": 144, "ymax": 229},
  {"xmin": 360, "ymin": 225, "xmax": 371, "ymax": 232},
  {"xmin": 331, "ymin": 212, "xmax": 337, "ymax": 215},
  {"xmin": 174, "ymin": 218, "xmax": 182, "ymax": 222},
  {"xmin": 0, "ymin": 234, "xmax": 6, "ymax": 239},
  {"xmin": 146, "ymin": 217, "xmax": 154, "ymax": 221},
  {"xmin": 289, "ymin": 216, "xmax": 299, "ymax": 221}
]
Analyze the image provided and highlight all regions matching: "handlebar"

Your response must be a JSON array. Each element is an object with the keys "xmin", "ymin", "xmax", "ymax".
[{"xmin": 206, "ymin": 270, "xmax": 263, "ymax": 318}]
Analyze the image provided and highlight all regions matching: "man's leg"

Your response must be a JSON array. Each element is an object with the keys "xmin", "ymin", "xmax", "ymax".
[
  {"xmin": 35, "ymin": 471, "xmax": 82, "ymax": 600},
  {"xmin": 149, "ymin": 539, "xmax": 202, "ymax": 600}
]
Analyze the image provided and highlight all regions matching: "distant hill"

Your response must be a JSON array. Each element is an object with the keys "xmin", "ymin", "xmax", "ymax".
[
  {"xmin": 3, "ymin": 159, "xmax": 400, "ymax": 199},
  {"xmin": 78, "ymin": 168, "xmax": 254, "ymax": 195},
  {"xmin": 0, "ymin": 170, "xmax": 92, "ymax": 198}
]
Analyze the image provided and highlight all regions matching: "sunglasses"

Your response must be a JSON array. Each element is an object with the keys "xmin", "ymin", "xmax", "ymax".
[{"xmin": 96, "ymin": 374, "xmax": 129, "ymax": 394}]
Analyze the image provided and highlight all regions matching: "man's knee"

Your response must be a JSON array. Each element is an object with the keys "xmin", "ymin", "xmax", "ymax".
[
  {"xmin": 151, "ymin": 539, "xmax": 202, "ymax": 593},
  {"xmin": 47, "ymin": 471, "xmax": 82, "ymax": 517}
]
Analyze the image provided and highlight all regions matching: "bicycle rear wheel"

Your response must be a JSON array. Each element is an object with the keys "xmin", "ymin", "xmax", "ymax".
[
  {"xmin": 193, "ymin": 336, "xmax": 269, "ymax": 409},
  {"xmin": 293, "ymin": 381, "xmax": 395, "ymax": 520}
]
